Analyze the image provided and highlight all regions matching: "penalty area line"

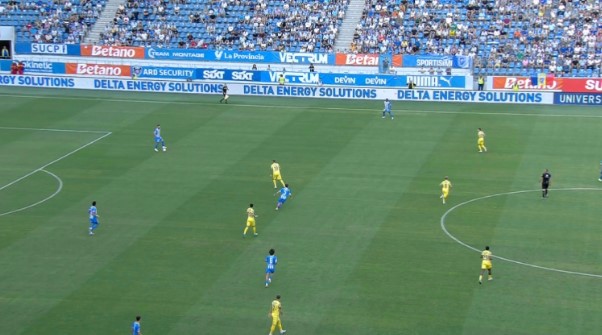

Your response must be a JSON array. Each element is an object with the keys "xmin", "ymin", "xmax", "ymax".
[
  {"xmin": 0, "ymin": 126, "xmax": 111, "ymax": 134},
  {"xmin": 0, "ymin": 131, "xmax": 112, "ymax": 193}
]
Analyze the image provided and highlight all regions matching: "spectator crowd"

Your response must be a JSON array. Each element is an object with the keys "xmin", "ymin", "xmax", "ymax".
[
  {"xmin": 0, "ymin": 0, "xmax": 106, "ymax": 44},
  {"xmin": 99, "ymin": 0, "xmax": 349, "ymax": 53},
  {"xmin": 352, "ymin": 0, "xmax": 601, "ymax": 75},
  {"xmin": 1, "ymin": 0, "xmax": 600, "ymax": 75}
]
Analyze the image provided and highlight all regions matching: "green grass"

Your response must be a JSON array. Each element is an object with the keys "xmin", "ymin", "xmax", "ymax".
[{"xmin": 1, "ymin": 86, "xmax": 602, "ymax": 335}]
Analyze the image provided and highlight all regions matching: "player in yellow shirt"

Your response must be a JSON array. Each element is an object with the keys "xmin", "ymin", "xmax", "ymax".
[
  {"xmin": 243, "ymin": 203, "xmax": 258, "ymax": 237},
  {"xmin": 479, "ymin": 246, "xmax": 493, "ymax": 284},
  {"xmin": 477, "ymin": 128, "xmax": 487, "ymax": 153},
  {"xmin": 440, "ymin": 176, "xmax": 452, "ymax": 204},
  {"xmin": 271, "ymin": 160, "xmax": 286, "ymax": 189},
  {"xmin": 268, "ymin": 295, "xmax": 286, "ymax": 335}
]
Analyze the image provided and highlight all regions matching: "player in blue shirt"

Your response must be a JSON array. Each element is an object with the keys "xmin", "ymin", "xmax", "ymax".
[
  {"xmin": 265, "ymin": 249, "xmax": 277, "ymax": 287},
  {"xmin": 154, "ymin": 124, "xmax": 166, "ymax": 152},
  {"xmin": 382, "ymin": 98, "xmax": 393, "ymax": 119},
  {"xmin": 132, "ymin": 316, "xmax": 141, "ymax": 335},
  {"xmin": 88, "ymin": 201, "xmax": 99, "ymax": 236},
  {"xmin": 275, "ymin": 184, "xmax": 292, "ymax": 210}
]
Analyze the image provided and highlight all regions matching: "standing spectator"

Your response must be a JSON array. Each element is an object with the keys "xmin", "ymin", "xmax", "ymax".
[
  {"xmin": 17, "ymin": 61, "xmax": 24, "ymax": 75},
  {"xmin": 309, "ymin": 63, "xmax": 315, "ymax": 72},
  {"xmin": 278, "ymin": 74, "xmax": 285, "ymax": 85},
  {"xmin": 382, "ymin": 58, "xmax": 390, "ymax": 73},
  {"xmin": 252, "ymin": 64, "xmax": 257, "ymax": 70},
  {"xmin": 1, "ymin": 46, "xmax": 9, "ymax": 59},
  {"xmin": 477, "ymin": 75, "xmax": 485, "ymax": 91},
  {"xmin": 428, "ymin": 67, "xmax": 435, "ymax": 75},
  {"xmin": 446, "ymin": 67, "xmax": 452, "ymax": 75}
]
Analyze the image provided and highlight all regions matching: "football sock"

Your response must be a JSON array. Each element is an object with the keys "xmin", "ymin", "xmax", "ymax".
[{"xmin": 479, "ymin": 275, "xmax": 483, "ymax": 282}]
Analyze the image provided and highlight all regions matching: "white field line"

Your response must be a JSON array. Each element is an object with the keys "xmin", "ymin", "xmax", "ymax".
[
  {"xmin": 0, "ymin": 126, "xmax": 110, "ymax": 134},
  {"xmin": 440, "ymin": 187, "xmax": 602, "ymax": 278},
  {"xmin": 0, "ymin": 131, "xmax": 112, "ymax": 193},
  {"xmin": 0, "ymin": 169, "xmax": 63, "ymax": 217},
  {"xmin": 1, "ymin": 93, "xmax": 602, "ymax": 119}
]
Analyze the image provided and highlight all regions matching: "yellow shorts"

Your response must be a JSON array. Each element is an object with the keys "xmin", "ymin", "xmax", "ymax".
[
  {"xmin": 478, "ymin": 138, "xmax": 485, "ymax": 146},
  {"xmin": 481, "ymin": 261, "xmax": 492, "ymax": 270},
  {"xmin": 271, "ymin": 316, "xmax": 281, "ymax": 326},
  {"xmin": 442, "ymin": 190, "xmax": 449, "ymax": 198},
  {"xmin": 246, "ymin": 218, "xmax": 255, "ymax": 227},
  {"xmin": 272, "ymin": 172, "xmax": 282, "ymax": 181}
]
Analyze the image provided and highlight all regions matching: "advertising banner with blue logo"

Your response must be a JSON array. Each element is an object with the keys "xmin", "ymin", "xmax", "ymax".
[
  {"xmin": 261, "ymin": 71, "xmax": 320, "ymax": 84},
  {"xmin": 319, "ymin": 73, "xmax": 466, "ymax": 89},
  {"xmin": 0, "ymin": 59, "xmax": 66, "ymax": 74},
  {"xmin": 0, "ymin": 74, "xmax": 554, "ymax": 104},
  {"xmin": 13, "ymin": 43, "xmax": 477, "ymax": 69},
  {"xmin": 553, "ymin": 93, "xmax": 602, "ymax": 106},
  {"xmin": 14, "ymin": 43, "xmax": 81, "ymax": 56},
  {"xmin": 133, "ymin": 66, "xmax": 196, "ymax": 80},
  {"xmin": 402, "ymin": 55, "xmax": 472, "ymax": 69},
  {"xmin": 196, "ymin": 69, "xmax": 262, "ymax": 82},
  {"xmin": 0, "ymin": 60, "xmax": 469, "ymax": 88},
  {"xmin": 145, "ymin": 47, "xmax": 334, "ymax": 64},
  {"xmin": 397, "ymin": 89, "xmax": 551, "ymax": 104}
]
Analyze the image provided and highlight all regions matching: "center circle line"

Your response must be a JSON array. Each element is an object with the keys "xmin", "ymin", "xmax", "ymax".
[{"xmin": 440, "ymin": 187, "xmax": 602, "ymax": 279}]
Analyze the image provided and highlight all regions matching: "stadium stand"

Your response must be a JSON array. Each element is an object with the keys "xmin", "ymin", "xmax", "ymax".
[
  {"xmin": 0, "ymin": 0, "xmax": 107, "ymax": 44},
  {"xmin": 98, "ymin": 0, "xmax": 349, "ymax": 53},
  {"xmin": 1, "ymin": 0, "xmax": 600, "ymax": 77},
  {"xmin": 353, "ymin": 0, "xmax": 601, "ymax": 76}
]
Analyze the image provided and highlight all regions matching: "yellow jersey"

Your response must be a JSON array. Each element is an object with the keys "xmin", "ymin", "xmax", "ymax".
[
  {"xmin": 440, "ymin": 180, "xmax": 452, "ymax": 191},
  {"xmin": 481, "ymin": 250, "xmax": 492, "ymax": 261},
  {"xmin": 247, "ymin": 207, "xmax": 255, "ymax": 218},
  {"xmin": 478, "ymin": 130, "xmax": 485, "ymax": 139},
  {"xmin": 271, "ymin": 163, "xmax": 281, "ymax": 174},
  {"xmin": 271, "ymin": 299, "xmax": 281, "ymax": 317}
]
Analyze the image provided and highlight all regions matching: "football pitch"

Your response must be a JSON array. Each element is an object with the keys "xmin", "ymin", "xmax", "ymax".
[{"xmin": 1, "ymin": 86, "xmax": 602, "ymax": 335}]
